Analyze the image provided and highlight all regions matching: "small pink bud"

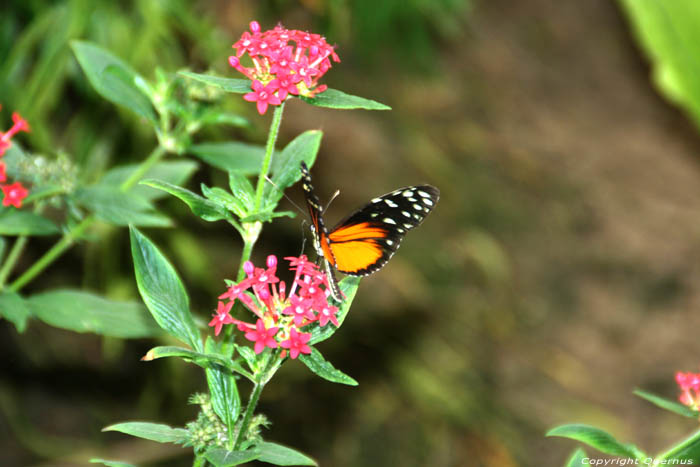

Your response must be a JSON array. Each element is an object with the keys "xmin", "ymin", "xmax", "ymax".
[
  {"xmin": 243, "ymin": 261, "xmax": 254, "ymax": 276},
  {"xmin": 228, "ymin": 56, "xmax": 239, "ymax": 68},
  {"xmin": 249, "ymin": 21, "xmax": 261, "ymax": 33},
  {"xmin": 267, "ymin": 255, "xmax": 277, "ymax": 269}
]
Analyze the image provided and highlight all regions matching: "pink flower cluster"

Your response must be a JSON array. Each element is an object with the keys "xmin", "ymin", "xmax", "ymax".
[
  {"xmin": 209, "ymin": 255, "xmax": 340, "ymax": 359},
  {"xmin": 676, "ymin": 371, "xmax": 700, "ymax": 411},
  {"xmin": 0, "ymin": 108, "xmax": 30, "ymax": 208},
  {"xmin": 229, "ymin": 21, "xmax": 340, "ymax": 115}
]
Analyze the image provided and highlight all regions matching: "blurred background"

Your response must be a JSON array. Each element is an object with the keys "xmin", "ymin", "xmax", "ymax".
[{"xmin": 2, "ymin": 0, "xmax": 700, "ymax": 465}]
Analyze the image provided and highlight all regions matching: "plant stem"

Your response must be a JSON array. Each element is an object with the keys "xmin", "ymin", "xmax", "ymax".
[
  {"xmin": 192, "ymin": 454, "xmax": 206, "ymax": 467},
  {"xmin": 254, "ymin": 102, "xmax": 285, "ymax": 211},
  {"xmin": 7, "ymin": 145, "xmax": 168, "ymax": 293},
  {"xmin": 233, "ymin": 382, "xmax": 265, "ymax": 450},
  {"xmin": 0, "ymin": 237, "xmax": 28, "ymax": 289}
]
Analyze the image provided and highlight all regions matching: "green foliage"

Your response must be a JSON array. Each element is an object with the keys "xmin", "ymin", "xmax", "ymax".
[
  {"xmin": 618, "ymin": 0, "xmax": 700, "ymax": 129},
  {"xmin": 299, "ymin": 348, "xmax": 358, "ymax": 386},
  {"xmin": 564, "ymin": 448, "xmax": 587, "ymax": 467},
  {"xmin": 634, "ymin": 388, "xmax": 698, "ymax": 418},
  {"xmin": 0, "ymin": 209, "xmax": 59, "ymax": 236},
  {"xmin": 190, "ymin": 142, "xmax": 272, "ymax": 174},
  {"xmin": 103, "ymin": 422, "xmax": 189, "ymax": 444},
  {"xmin": 256, "ymin": 442, "xmax": 318, "ymax": 466},
  {"xmin": 204, "ymin": 448, "xmax": 261, "ymax": 466},
  {"xmin": 547, "ymin": 424, "xmax": 646, "ymax": 460},
  {"xmin": 309, "ymin": 276, "xmax": 361, "ymax": 345},
  {"xmin": 0, "ymin": 291, "xmax": 30, "ymax": 332}
]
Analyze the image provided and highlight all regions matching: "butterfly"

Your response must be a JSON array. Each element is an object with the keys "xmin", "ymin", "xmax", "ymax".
[{"xmin": 300, "ymin": 161, "xmax": 440, "ymax": 301}]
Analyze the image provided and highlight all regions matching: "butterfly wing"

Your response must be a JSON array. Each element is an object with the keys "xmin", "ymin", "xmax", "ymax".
[{"xmin": 328, "ymin": 185, "xmax": 440, "ymax": 275}]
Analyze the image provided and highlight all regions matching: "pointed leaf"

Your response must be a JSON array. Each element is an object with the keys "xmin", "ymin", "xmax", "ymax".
[
  {"xmin": 130, "ymin": 226, "xmax": 201, "ymax": 350},
  {"xmin": 565, "ymin": 448, "xmax": 588, "ymax": 467},
  {"xmin": 298, "ymin": 347, "xmax": 357, "ymax": 386},
  {"xmin": 179, "ymin": 71, "xmax": 251, "ymax": 93},
  {"xmin": 101, "ymin": 161, "xmax": 199, "ymax": 200},
  {"xmin": 0, "ymin": 291, "xmax": 31, "ymax": 333},
  {"xmin": 264, "ymin": 130, "xmax": 322, "ymax": 205},
  {"xmin": 74, "ymin": 186, "xmax": 171, "ymax": 227},
  {"xmin": 204, "ymin": 447, "xmax": 260, "ymax": 466},
  {"xmin": 27, "ymin": 290, "xmax": 162, "ymax": 338},
  {"xmin": 634, "ymin": 388, "xmax": 698, "ymax": 418},
  {"xmin": 142, "ymin": 346, "xmax": 251, "ymax": 380},
  {"xmin": 0, "ymin": 209, "xmax": 59, "ymax": 236},
  {"xmin": 103, "ymin": 422, "xmax": 188, "ymax": 444},
  {"xmin": 228, "ymin": 172, "xmax": 255, "ymax": 213},
  {"xmin": 256, "ymin": 441, "xmax": 317, "ymax": 466},
  {"xmin": 546, "ymin": 424, "xmax": 645, "ymax": 460},
  {"xmin": 141, "ymin": 179, "xmax": 230, "ymax": 222},
  {"xmin": 309, "ymin": 276, "xmax": 361, "ymax": 345},
  {"xmin": 71, "ymin": 41, "xmax": 156, "ymax": 122},
  {"xmin": 90, "ymin": 459, "xmax": 136, "ymax": 467},
  {"xmin": 301, "ymin": 88, "xmax": 390, "ymax": 110},
  {"xmin": 205, "ymin": 337, "xmax": 241, "ymax": 429},
  {"xmin": 190, "ymin": 142, "xmax": 272, "ymax": 174},
  {"xmin": 201, "ymin": 184, "xmax": 248, "ymax": 218},
  {"xmin": 656, "ymin": 426, "xmax": 700, "ymax": 463}
]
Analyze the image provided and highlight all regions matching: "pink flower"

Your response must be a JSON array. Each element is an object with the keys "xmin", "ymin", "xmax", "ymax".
[
  {"xmin": 1, "ymin": 182, "xmax": 28, "ymax": 208},
  {"xmin": 280, "ymin": 328, "xmax": 311, "ymax": 359},
  {"xmin": 0, "ymin": 111, "xmax": 30, "ymax": 157},
  {"xmin": 0, "ymin": 162, "xmax": 6, "ymax": 183},
  {"xmin": 208, "ymin": 301, "xmax": 235, "ymax": 336},
  {"xmin": 245, "ymin": 319, "xmax": 279, "ymax": 354},
  {"xmin": 229, "ymin": 21, "xmax": 339, "ymax": 113},
  {"xmin": 676, "ymin": 371, "xmax": 700, "ymax": 410},
  {"xmin": 317, "ymin": 303, "xmax": 339, "ymax": 327},
  {"xmin": 244, "ymin": 80, "xmax": 283, "ymax": 115}
]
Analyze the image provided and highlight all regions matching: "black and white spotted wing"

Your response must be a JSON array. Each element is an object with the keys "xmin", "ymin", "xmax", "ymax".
[{"xmin": 300, "ymin": 161, "xmax": 440, "ymax": 288}]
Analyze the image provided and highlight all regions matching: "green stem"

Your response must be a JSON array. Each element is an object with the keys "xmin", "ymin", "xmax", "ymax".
[
  {"xmin": 236, "ymin": 237, "xmax": 255, "ymax": 282},
  {"xmin": 193, "ymin": 454, "xmax": 206, "ymax": 467},
  {"xmin": 254, "ymin": 102, "xmax": 285, "ymax": 211},
  {"xmin": 0, "ymin": 237, "xmax": 28, "ymax": 289},
  {"xmin": 233, "ymin": 382, "xmax": 265, "ymax": 450},
  {"xmin": 7, "ymin": 145, "xmax": 168, "ymax": 293},
  {"xmin": 8, "ymin": 215, "xmax": 94, "ymax": 292}
]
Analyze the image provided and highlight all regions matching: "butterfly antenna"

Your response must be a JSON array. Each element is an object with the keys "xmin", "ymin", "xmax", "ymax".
[
  {"xmin": 323, "ymin": 189, "xmax": 341, "ymax": 215},
  {"xmin": 299, "ymin": 220, "xmax": 308, "ymax": 256},
  {"xmin": 264, "ymin": 175, "xmax": 308, "ymax": 218}
]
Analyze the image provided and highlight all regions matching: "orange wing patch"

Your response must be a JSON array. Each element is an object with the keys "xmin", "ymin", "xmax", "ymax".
[
  {"xmin": 328, "ymin": 222, "xmax": 388, "ymax": 242},
  {"xmin": 329, "ymin": 240, "xmax": 384, "ymax": 274}
]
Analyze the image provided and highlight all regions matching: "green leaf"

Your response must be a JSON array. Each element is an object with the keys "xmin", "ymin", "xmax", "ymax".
[
  {"xmin": 101, "ymin": 161, "xmax": 199, "ymax": 200},
  {"xmin": 190, "ymin": 142, "xmax": 272, "ymax": 174},
  {"xmin": 298, "ymin": 347, "xmax": 357, "ymax": 386},
  {"xmin": 142, "ymin": 345, "xmax": 251, "ymax": 380},
  {"xmin": 130, "ymin": 226, "xmax": 201, "ymax": 351},
  {"xmin": 656, "ymin": 426, "xmax": 700, "ymax": 463},
  {"xmin": 103, "ymin": 422, "xmax": 188, "ymax": 444},
  {"xmin": 141, "ymin": 179, "xmax": 230, "ymax": 222},
  {"xmin": 89, "ymin": 459, "xmax": 136, "ymax": 467},
  {"xmin": 256, "ymin": 441, "xmax": 317, "ymax": 466},
  {"xmin": 27, "ymin": 290, "xmax": 163, "ymax": 338},
  {"xmin": 264, "ymin": 130, "xmax": 322, "ymax": 205},
  {"xmin": 228, "ymin": 172, "xmax": 255, "ymax": 213},
  {"xmin": 0, "ymin": 291, "xmax": 31, "ymax": 333},
  {"xmin": 74, "ymin": 186, "xmax": 171, "ymax": 227},
  {"xmin": 546, "ymin": 424, "xmax": 645, "ymax": 460},
  {"xmin": 71, "ymin": 41, "xmax": 156, "ymax": 123},
  {"xmin": 300, "ymin": 88, "xmax": 390, "ymax": 110},
  {"xmin": 634, "ymin": 388, "xmax": 698, "ymax": 418},
  {"xmin": 0, "ymin": 209, "xmax": 59, "ymax": 236},
  {"xmin": 236, "ymin": 345, "xmax": 258, "ymax": 373},
  {"xmin": 239, "ymin": 209, "xmax": 296, "ymax": 224},
  {"xmin": 179, "ymin": 71, "xmax": 251, "ymax": 93},
  {"xmin": 564, "ymin": 448, "xmax": 588, "ymax": 467},
  {"xmin": 205, "ymin": 337, "xmax": 241, "ymax": 430},
  {"xmin": 204, "ymin": 447, "xmax": 260, "ymax": 466},
  {"xmin": 201, "ymin": 184, "xmax": 248, "ymax": 218},
  {"xmin": 309, "ymin": 276, "xmax": 361, "ymax": 345}
]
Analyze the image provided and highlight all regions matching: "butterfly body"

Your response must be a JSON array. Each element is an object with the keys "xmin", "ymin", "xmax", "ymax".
[{"xmin": 300, "ymin": 162, "xmax": 439, "ymax": 300}]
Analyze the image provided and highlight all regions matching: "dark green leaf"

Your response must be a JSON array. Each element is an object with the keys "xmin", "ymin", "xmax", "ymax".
[
  {"xmin": 239, "ymin": 210, "xmax": 296, "ymax": 224},
  {"xmin": 256, "ymin": 441, "xmax": 317, "ymax": 466},
  {"xmin": 546, "ymin": 424, "xmax": 645, "ymax": 460},
  {"xmin": 228, "ymin": 172, "xmax": 255, "ymax": 213},
  {"xmin": 265, "ymin": 130, "xmax": 322, "ymax": 205},
  {"xmin": 130, "ymin": 226, "xmax": 201, "ymax": 350},
  {"xmin": 103, "ymin": 422, "xmax": 188, "ymax": 444},
  {"xmin": 204, "ymin": 447, "xmax": 260, "ymax": 466},
  {"xmin": 27, "ymin": 290, "xmax": 162, "ymax": 338},
  {"xmin": 74, "ymin": 186, "xmax": 171, "ymax": 227},
  {"xmin": 0, "ymin": 209, "xmax": 59, "ymax": 236},
  {"xmin": 0, "ymin": 291, "xmax": 30, "ymax": 333},
  {"xmin": 190, "ymin": 142, "xmax": 272, "ymax": 174},
  {"xmin": 201, "ymin": 184, "xmax": 248, "ymax": 218},
  {"xmin": 298, "ymin": 347, "xmax": 357, "ymax": 386},
  {"xmin": 300, "ymin": 88, "xmax": 390, "ymax": 110},
  {"xmin": 142, "ymin": 179, "xmax": 230, "ymax": 222},
  {"xmin": 634, "ymin": 388, "xmax": 698, "ymax": 418},
  {"xmin": 565, "ymin": 448, "xmax": 588, "ymax": 467},
  {"xmin": 236, "ymin": 345, "xmax": 258, "ymax": 373},
  {"xmin": 179, "ymin": 71, "xmax": 251, "ymax": 94},
  {"xmin": 142, "ymin": 345, "xmax": 251, "ymax": 379},
  {"xmin": 309, "ymin": 276, "xmax": 361, "ymax": 345},
  {"xmin": 71, "ymin": 41, "xmax": 156, "ymax": 122},
  {"xmin": 89, "ymin": 459, "xmax": 136, "ymax": 467},
  {"xmin": 101, "ymin": 161, "xmax": 199, "ymax": 200},
  {"xmin": 205, "ymin": 337, "xmax": 241, "ymax": 429}
]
